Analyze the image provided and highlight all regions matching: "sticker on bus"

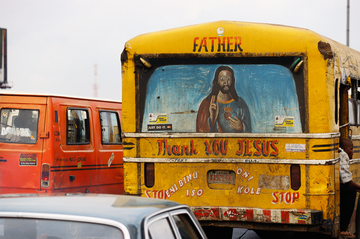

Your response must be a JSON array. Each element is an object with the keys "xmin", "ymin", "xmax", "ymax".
[
  {"xmin": 147, "ymin": 124, "xmax": 172, "ymax": 131},
  {"xmin": 275, "ymin": 116, "xmax": 294, "ymax": 127},
  {"xmin": 285, "ymin": 144, "xmax": 306, "ymax": 152},
  {"xmin": 19, "ymin": 154, "xmax": 37, "ymax": 166},
  {"xmin": 149, "ymin": 113, "xmax": 167, "ymax": 124}
]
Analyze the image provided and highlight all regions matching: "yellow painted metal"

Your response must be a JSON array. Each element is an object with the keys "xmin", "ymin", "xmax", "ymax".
[
  {"xmin": 121, "ymin": 43, "xmax": 136, "ymax": 134},
  {"xmin": 121, "ymin": 21, "xmax": 360, "ymax": 235},
  {"xmin": 123, "ymin": 162, "xmax": 139, "ymax": 195},
  {"xmin": 125, "ymin": 137, "xmax": 337, "ymax": 219}
]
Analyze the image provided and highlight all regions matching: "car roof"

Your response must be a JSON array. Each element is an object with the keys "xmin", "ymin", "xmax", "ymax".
[{"xmin": 0, "ymin": 194, "xmax": 185, "ymax": 238}]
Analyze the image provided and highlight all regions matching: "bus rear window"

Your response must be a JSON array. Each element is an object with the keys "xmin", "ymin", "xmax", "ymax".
[
  {"xmin": 141, "ymin": 63, "xmax": 303, "ymax": 134},
  {"xmin": 0, "ymin": 109, "xmax": 39, "ymax": 144}
]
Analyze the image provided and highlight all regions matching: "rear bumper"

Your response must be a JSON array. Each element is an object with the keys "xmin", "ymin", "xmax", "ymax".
[{"xmin": 191, "ymin": 207, "xmax": 323, "ymax": 225}]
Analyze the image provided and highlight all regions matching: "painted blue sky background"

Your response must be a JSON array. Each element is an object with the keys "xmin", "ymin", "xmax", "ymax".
[{"xmin": 142, "ymin": 64, "xmax": 302, "ymax": 133}]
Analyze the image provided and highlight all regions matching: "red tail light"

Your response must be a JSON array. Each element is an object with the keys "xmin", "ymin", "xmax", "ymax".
[
  {"xmin": 41, "ymin": 163, "xmax": 50, "ymax": 188},
  {"xmin": 290, "ymin": 164, "xmax": 301, "ymax": 190},
  {"xmin": 145, "ymin": 163, "xmax": 154, "ymax": 188}
]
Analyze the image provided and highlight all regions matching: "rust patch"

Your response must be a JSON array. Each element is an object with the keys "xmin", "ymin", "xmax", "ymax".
[
  {"xmin": 258, "ymin": 174, "xmax": 289, "ymax": 190},
  {"xmin": 318, "ymin": 41, "xmax": 333, "ymax": 60}
]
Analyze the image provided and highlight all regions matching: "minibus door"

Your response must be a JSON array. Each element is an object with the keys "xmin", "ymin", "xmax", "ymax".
[{"xmin": 0, "ymin": 104, "xmax": 46, "ymax": 193}]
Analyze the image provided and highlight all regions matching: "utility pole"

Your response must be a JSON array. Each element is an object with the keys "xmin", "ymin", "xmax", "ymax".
[
  {"xmin": 346, "ymin": 0, "xmax": 350, "ymax": 46},
  {"xmin": 0, "ymin": 28, "xmax": 11, "ymax": 89},
  {"xmin": 94, "ymin": 64, "xmax": 98, "ymax": 98}
]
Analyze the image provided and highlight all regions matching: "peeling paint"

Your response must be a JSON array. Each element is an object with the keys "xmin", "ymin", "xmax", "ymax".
[
  {"xmin": 258, "ymin": 174, "xmax": 289, "ymax": 190},
  {"xmin": 318, "ymin": 41, "xmax": 334, "ymax": 60}
]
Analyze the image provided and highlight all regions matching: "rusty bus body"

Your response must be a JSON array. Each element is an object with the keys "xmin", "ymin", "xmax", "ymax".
[{"xmin": 121, "ymin": 21, "xmax": 360, "ymax": 238}]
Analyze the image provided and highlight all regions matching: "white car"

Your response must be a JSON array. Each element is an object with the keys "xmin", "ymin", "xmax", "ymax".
[{"xmin": 0, "ymin": 193, "xmax": 207, "ymax": 239}]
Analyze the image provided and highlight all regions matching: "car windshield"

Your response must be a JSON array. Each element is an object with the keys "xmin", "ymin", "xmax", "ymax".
[{"xmin": 0, "ymin": 218, "xmax": 124, "ymax": 239}]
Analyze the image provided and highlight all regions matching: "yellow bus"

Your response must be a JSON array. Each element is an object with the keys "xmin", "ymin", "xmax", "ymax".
[{"xmin": 121, "ymin": 21, "xmax": 360, "ymax": 238}]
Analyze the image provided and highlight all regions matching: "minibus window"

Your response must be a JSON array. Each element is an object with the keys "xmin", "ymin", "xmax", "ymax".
[
  {"xmin": 0, "ymin": 109, "xmax": 39, "ymax": 144},
  {"xmin": 99, "ymin": 111, "xmax": 122, "ymax": 144},
  {"xmin": 67, "ymin": 109, "xmax": 90, "ymax": 144}
]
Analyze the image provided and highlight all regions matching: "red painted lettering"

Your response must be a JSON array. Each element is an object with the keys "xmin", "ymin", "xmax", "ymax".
[
  {"xmin": 220, "ymin": 140, "xmax": 228, "ymax": 155},
  {"xmin": 217, "ymin": 37, "xmax": 226, "ymax": 52},
  {"xmin": 262, "ymin": 140, "xmax": 270, "ymax": 156},
  {"xmin": 198, "ymin": 37, "xmax": 208, "ymax": 52},
  {"xmin": 271, "ymin": 192, "xmax": 279, "ymax": 204},
  {"xmin": 285, "ymin": 192, "xmax": 291, "ymax": 204},
  {"xmin": 158, "ymin": 190, "xmax": 164, "ymax": 199},
  {"xmin": 209, "ymin": 37, "xmax": 216, "ymax": 52},
  {"xmin": 157, "ymin": 140, "xmax": 198, "ymax": 156},
  {"xmin": 292, "ymin": 192, "xmax": 300, "ymax": 203},
  {"xmin": 172, "ymin": 145, "xmax": 181, "ymax": 155},
  {"xmin": 270, "ymin": 140, "xmax": 279, "ymax": 156},
  {"xmin": 245, "ymin": 140, "xmax": 253, "ymax": 156},
  {"xmin": 193, "ymin": 36, "xmax": 243, "ymax": 53},
  {"xmin": 272, "ymin": 191, "xmax": 300, "ymax": 204},
  {"xmin": 236, "ymin": 139, "xmax": 246, "ymax": 156},
  {"xmin": 193, "ymin": 37, "xmax": 199, "ymax": 52},
  {"xmin": 234, "ymin": 37, "xmax": 243, "ymax": 52},
  {"xmin": 213, "ymin": 140, "xmax": 220, "ymax": 155},
  {"xmin": 227, "ymin": 37, "xmax": 233, "ymax": 52},
  {"xmin": 279, "ymin": 192, "xmax": 285, "ymax": 203},
  {"xmin": 204, "ymin": 140, "xmax": 212, "ymax": 155},
  {"xmin": 253, "ymin": 140, "xmax": 262, "ymax": 156}
]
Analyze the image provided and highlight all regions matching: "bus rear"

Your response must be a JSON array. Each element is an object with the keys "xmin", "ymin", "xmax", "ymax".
[{"xmin": 121, "ymin": 21, "xmax": 360, "ymax": 238}]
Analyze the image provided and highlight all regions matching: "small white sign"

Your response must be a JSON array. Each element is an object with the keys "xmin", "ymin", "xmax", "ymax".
[{"xmin": 285, "ymin": 144, "xmax": 306, "ymax": 152}]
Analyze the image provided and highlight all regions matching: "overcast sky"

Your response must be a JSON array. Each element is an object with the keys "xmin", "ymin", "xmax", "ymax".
[{"xmin": 0, "ymin": 0, "xmax": 359, "ymax": 101}]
